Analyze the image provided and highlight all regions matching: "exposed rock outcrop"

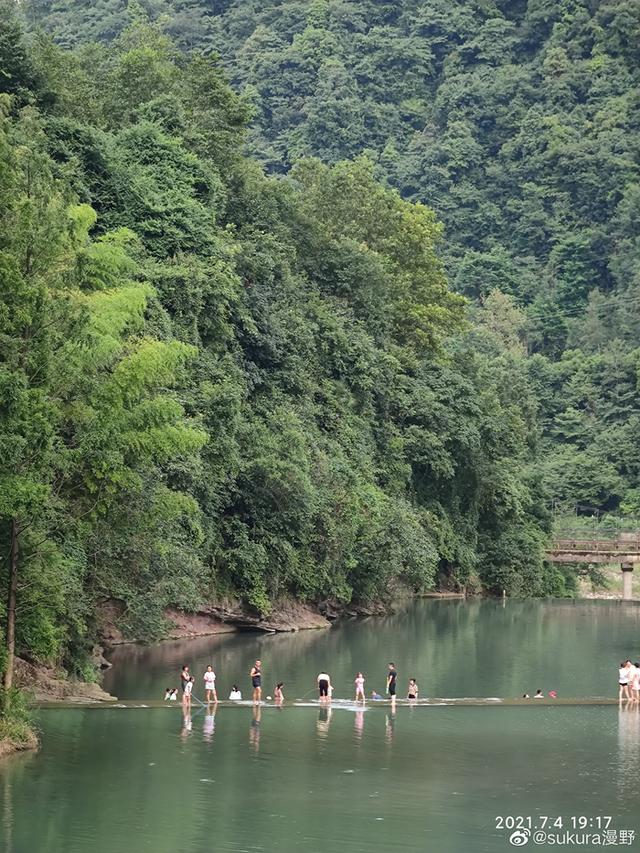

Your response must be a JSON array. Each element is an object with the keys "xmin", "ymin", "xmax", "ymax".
[{"xmin": 14, "ymin": 657, "xmax": 116, "ymax": 703}]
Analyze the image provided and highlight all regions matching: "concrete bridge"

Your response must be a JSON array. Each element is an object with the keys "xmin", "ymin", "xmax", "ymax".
[{"xmin": 547, "ymin": 533, "xmax": 640, "ymax": 599}]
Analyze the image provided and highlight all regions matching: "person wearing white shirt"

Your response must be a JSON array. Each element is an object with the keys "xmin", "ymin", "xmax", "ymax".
[
  {"xmin": 183, "ymin": 677, "xmax": 194, "ymax": 709},
  {"xmin": 619, "ymin": 661, "xmax": 632, "ymax": 701},
  {"xmin": 317, "ymin": 672, "xmax": 331, "ymax": 702},
  {"xmin": 204, "ymin": 665, "xmax": 218, "ymax": 703}
]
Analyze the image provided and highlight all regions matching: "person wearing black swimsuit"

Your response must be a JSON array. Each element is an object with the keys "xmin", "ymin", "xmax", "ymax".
[
  {"xmin": 387, "ymin": 662, "xmax": 397, "ymax": 706},
  {"xmin": 251, "ymin": 660, "xmax": 262, "ymax": 703}
]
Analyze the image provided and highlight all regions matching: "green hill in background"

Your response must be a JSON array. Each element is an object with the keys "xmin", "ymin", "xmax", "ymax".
[{"xmin": 1, "ymin": 0, "xmax": 639, "ymax": 678}]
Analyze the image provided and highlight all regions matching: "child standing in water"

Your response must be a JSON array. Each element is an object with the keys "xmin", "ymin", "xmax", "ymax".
[
  {"xmin": 354, "ymin": 672, "xmax": 366, "ymax": 702},
  {"xmin": 204, "ymin": 665, "xmax": 218, "ymax": 703},
  {"xmin": 274, "ymin": 682, "xmax": 285, "ymax": 703},
  {"xmin": 183, "ymin": 676, "xmax": 194, "ymax": 709}
]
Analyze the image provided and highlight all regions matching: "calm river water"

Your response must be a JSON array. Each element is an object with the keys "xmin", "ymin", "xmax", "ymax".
[{"xmin": 3, "ymin": 599, "xmax": 640, "ymax": 853}]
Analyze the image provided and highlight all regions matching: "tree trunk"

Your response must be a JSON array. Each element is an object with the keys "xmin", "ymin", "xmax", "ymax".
[{"xmin": 3, "ymin": 519, "xmax": 19, "ymax": 695}]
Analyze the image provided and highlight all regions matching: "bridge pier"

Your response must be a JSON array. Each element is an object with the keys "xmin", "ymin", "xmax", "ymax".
[{"xmin": 622, "ymin": 561, "xmax": 634, "ymax": 601}]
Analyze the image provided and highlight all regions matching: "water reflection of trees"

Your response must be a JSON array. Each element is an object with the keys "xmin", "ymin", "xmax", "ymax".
[{"xmin": 103, "ymin": 599, "xmax": 639, "ymax": 704}]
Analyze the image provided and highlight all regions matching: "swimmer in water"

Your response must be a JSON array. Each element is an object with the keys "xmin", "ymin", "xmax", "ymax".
[
  {"xmin": 274, "ymin": 682, "xmax": 285, "ymax": 703},
  {"xmin": 354, "ymin": 672, "xmax": 365, "ymax": 702},
  {"xmin": 371, "ymin": 691, "xmax": 383, "ymax": 700},
  {"xmin": 169, "ymin": 688, "xmax": 178, "ymax": 701},
  {"xmin": 229, "ymin": 685, "xmax": 242, "ymax": 700},
  {"xmin": 164, "ymin": 688, "xmax": 172, "ymax": 700},
  {"xmin": 407, "ymin": 678, "xmax": 419, "ymax": 700},
  {"xmin": 534, "ymin": 689, "xmax": 544, "ymax": 699}
]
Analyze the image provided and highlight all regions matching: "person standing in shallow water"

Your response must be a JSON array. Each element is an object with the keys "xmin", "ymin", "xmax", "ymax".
[
  {"xmin": 204, "ymin": 665, "xmax": 217, "ymax": 703},
  {"xmin": 354, "ymin": 672, "xmax": 366, "ymax": 702},
  {"xmin": 619, "ymin": 661, "xmax": 632, "ymax": 701},
  {"xmin": 317, "ymin": 671, "xmax": 331, "ymax": 702},
  {"xmin": 251, "ymin": 660, "xmax": 262, "ymax": 703},
  {"xmin": 180, "ymin": 664, "xmax": 190, "ymax": 695},
  {"xmin": 183, "ymin": 676, "xmax": 194, "ymax": 709},
  {"xmin": 387, "ymin": 662, "xmax": 398, "ymax": 706}
]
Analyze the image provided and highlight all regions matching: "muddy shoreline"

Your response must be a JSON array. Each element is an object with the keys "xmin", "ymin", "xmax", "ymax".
[{"xmin": 97, "ymin": 594, "xmax": 402, "ymax": 647}]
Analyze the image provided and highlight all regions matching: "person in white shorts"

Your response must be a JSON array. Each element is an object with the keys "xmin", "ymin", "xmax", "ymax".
[{"xmin": 204, "ymin": 665, "xmax": 218, "ymax": 703}]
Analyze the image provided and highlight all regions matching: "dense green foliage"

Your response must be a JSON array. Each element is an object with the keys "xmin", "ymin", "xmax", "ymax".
[
  {"xmin": 22, "ymin": 0, "xmax": 640, "ymax": 520},
  {"xmin": 7, "ymin": 0, "xmax": 637, "ymax": 674}
]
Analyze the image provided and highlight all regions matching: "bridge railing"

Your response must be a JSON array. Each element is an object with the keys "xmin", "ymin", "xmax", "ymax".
[{"xmin": 550, "ymin": 534, "xmax": 640, "ymax": 553}]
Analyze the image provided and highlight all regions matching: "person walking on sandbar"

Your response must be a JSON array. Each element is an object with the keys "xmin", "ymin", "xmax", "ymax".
[
  {"xmin": 251, "ymin": 660, "xmax": 262, "ymax": 703},
  {"xmin": 387, "ymin": 662, "xmax": 398, "ymax": 706}
]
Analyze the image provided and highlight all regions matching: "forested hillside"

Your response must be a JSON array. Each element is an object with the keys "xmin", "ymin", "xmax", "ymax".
[
  {"xmin": 0, "ymin": 2, "xmax": 565, "ymax": 680},
  {"xmin": 23, "ymin": 0, "xmax": 640, "ymax": 515},
  {"xmin": 2, "ymin": 0, "xmax": 639, "ymax": 679}
]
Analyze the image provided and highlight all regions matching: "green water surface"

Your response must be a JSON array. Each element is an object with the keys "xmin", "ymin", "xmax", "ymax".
[{"xmin": 3, "ymin": 599, "xmax": 640, "ymax": 853}]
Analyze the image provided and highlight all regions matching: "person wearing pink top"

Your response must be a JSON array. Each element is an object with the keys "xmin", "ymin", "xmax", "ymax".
[{"xmin": 354, "ymin": 672, "xmax": 365, "ymax": 702}]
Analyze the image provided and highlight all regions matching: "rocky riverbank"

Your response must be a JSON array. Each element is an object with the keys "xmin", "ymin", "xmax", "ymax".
[
  {"xmin": 0, "ymin": 720, "xmax": 39, "ymax": 759},
  {"xmin": 1, "ymin": 657, "xmax": 117, "ymax": 759},
  {"xmin": 14, "ymin": 657, "xmax": 116, "ymax": 704},
  {"xmin": 96, "ymin": 584, "xmax": 425, "ymax": 646},
  {"xmin": 97, "ymin": 596, "xmax": 342, "ymax": 646}
]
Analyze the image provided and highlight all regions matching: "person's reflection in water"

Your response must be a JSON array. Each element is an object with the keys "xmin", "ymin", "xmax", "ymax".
[
  {"xmin": 385, "ymin": 709, "xmax": 395, "ymax": 744},
  {"xmin": 618, "ymin": 700, "xmax": 640, "ymax": 793},
  {"xmin": 181, "ymin": 709, "xmax": 193, "ymax": 739},
  {"xmin": 249, "ymin": 704, "xmax": 261, "ymax": 754},
  {"xmin": 203, "ymin": 706, "xmax": 216, "ymax": 742},
  {"xmin": 354, "ymin": 708, "xmax": 365, "ymax": 742},
  {"xmin": 316, "ymin": 705, "xmax": 333, "ymax": 740}
]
